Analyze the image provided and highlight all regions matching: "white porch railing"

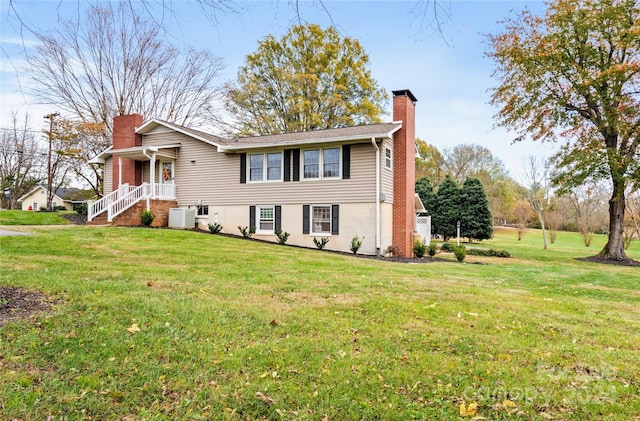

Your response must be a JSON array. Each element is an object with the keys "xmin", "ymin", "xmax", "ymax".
[
  {"xmin": 87, "ymin": 183, "xmax": 176, "ymax": 222},
  {"xmin": 108, "ymin": 183, "xmax": 150, "ymax": 222},
  {"xmin": 155, "ymin": 183, "xmax": 175, "ymax": 200},
  {"xmin": 87, "ymin": 184, "xmax": 133, "ymax": 221}
]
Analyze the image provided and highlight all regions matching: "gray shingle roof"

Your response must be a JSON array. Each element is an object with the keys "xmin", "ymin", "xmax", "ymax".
[
  {"xmin": 135, "ymin": 119, "xmax": 402, "ymax": 151},
  {"xmin": 218, "ymin": 123, "xmax": 402, "ymax": 150}
]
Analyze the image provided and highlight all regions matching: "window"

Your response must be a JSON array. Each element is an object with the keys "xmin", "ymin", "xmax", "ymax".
[
  {"xmin": 303, "ymin": 149, "xmax": 320, "ymax": 179},
  {"xmin": 257, "ymin": 206, "xmax": 274, "ymax": 233},
  {"xmin": 303, "ymin": 204, "xmax": 339, "ymax": 235},
  {"xmin": 323, "ymin": 148, "xmax": 340, "ymax": 177},
  {"xmin": 266, "ymin": 152, "xmax": 282, "ymax": 181},
  {"xmin": 248, "ymin": 152, "xmax": 282, "ymax": 182},
  {"xmin": 312, "ymin": 205, "xmax": 332, "ymax": 234},
  {"xmin": 385, "ymin": 147, "xmax": 392, "ymax": 169},
  {"xmin": 302, "ymin": 147, "xmax": 340, "ymax": 180},
  {"xmin": 197, "ymin": 205, "xmax": 209, "ymax": 216},
  {"xmin": 249, "ymin": 154, "xmax": 264, "ymax": 182}
]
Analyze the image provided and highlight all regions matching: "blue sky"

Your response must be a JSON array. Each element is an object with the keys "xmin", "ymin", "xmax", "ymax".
[{"xmin": 0, "ymin": 0, "xmax": 556, "ymax": 177}]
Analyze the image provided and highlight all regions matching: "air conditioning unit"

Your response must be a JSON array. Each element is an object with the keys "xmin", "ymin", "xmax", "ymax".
[{"xmin": 168, "ymin": 208, "xmax": 196, "ymax": 229}]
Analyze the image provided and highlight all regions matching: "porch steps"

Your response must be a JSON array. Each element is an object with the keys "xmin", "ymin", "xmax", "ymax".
[{"xmin": 86, "ymin": 200, "xmax": 178, "ymax": 227}]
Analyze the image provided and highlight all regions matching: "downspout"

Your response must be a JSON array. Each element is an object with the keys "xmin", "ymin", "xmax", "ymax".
[{"xmin": 372, "ymin": 137, "xmax": 381, "ymax": 256}]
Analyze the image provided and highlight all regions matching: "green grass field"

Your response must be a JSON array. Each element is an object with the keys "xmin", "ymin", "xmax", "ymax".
[
  {"xmin": 0, "ymin": 209, "xmax": 72, "ymax": 225},
  {"xmin": 1, "ymin": 220, "xmax": 639, "ymax": 420}
]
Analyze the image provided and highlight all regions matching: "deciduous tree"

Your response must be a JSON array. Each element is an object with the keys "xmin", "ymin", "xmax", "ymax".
[
  {"xmin": 224, "ymin": 24, "xmax": 387, "ymax": 136},
  {"xmin": 26, "ymin": 2, "xmax": 225, "ymax": 134},
  {"xmin": 415, "ymin": 139, "xmax": 445, "ymax": 185},
  {"xmin": 521, "ymin": 156, "xmax": 552, "ymax": 250},
  {"xmin": 488, "ymin": 0, "xmax": 640, "ymax": 261},
  {"xmin": 0, "ymin": 113, "xmax": 42, "ymax": 209}
]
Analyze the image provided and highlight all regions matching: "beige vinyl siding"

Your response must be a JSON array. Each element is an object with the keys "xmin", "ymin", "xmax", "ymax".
[
  {"xmin": 104, "ymin": 157, "xmax": 113, "ymax": 195},
  {"xmin": 380, "ymin": 138, "xmax": 394, "ymax": 204},
  {"xmin": 141, "ymin": 131, "xmax": 380, "ymax": 206}
]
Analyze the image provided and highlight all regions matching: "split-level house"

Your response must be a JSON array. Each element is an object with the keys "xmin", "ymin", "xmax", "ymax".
[{"xmin": 89, "ymin": 89, "xmax": 426, "ymax": 257}]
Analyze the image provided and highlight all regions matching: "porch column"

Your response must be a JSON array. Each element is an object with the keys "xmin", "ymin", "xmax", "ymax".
[
  {"xmin": 150, "ymin": 152, "xmax": 157, "ymax": 199},
  {"xmin": 118, "ymin": 156, "xmax": 122, "ymax": 187}
]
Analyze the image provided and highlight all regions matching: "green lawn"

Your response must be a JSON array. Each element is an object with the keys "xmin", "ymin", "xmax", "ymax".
[
  {"xmin": 0, "ymin": 209, "xmax": 72, "ymax": 225},
  {"xmin": 1, "ymin": 226, "xmax": 639, "ymax": 420}
]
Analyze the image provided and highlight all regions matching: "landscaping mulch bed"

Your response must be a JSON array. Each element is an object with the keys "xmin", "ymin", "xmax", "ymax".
[
  {"xmin": 0, "ymin": 286, "xmax": 54, "ymax": 327},
  {"xmin": 60, "ymin": 213, "xmax": 87, "ymax": 225},
  {"xmin": 576, "ymin": 255, "xmax": 640, "ymax": 267}
]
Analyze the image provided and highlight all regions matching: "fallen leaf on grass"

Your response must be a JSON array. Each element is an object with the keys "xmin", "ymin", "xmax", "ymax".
[
  {"xmin": 256, "ymin": 391, "xmax": 274, "ymax": 404},
  {"xmin": 460, "ymin": 402, "xmax": 478, "ymax": 417},
  {"xmin": 270, "ymin": 319, "xmax": 278, "ymax": 327},
  {"xmin": 126, "ymin": 323, "xmax": 141, "ymax": 334}
]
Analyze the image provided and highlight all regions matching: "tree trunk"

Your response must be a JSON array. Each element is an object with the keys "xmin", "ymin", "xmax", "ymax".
[
  {"xmin": 599, "ymin": 179, "xmax": 627, "ymax": 261},
  {"xmin": 537, "ymin": 211, "xmax": 548, "ymax": 250}
]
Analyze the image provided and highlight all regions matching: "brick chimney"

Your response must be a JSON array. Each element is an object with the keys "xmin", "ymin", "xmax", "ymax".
[
  {"xmin": 112, "ymin": 114, "xmax": 143, "ymax": 191},
  {"xmin": 392, "ymin": 89, "xmax": 417, "ymax": 257}
]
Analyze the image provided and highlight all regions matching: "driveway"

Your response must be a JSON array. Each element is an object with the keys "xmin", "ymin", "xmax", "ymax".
[{"xmin": 0, "ymin": 229, "xmax": 34, "ymax": 237}]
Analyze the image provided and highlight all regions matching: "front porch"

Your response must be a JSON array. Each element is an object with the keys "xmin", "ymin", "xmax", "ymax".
[{"xmin": 88, "ymin": 144, "xmax": 180, "ymax": 222}]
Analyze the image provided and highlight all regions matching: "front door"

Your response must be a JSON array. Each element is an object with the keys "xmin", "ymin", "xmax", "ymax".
[
  {"xmin": 158, "ymin": 161, "xmax": 175, "ymax": 199},
  {"xmin": 161, "ymin": 161, "xmax": 174, "ymax": 184}
]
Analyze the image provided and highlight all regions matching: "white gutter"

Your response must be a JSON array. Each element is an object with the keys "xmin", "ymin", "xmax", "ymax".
[{"xmin": 372, "ymin": 137, "xmax": 381, "ymax": 256}]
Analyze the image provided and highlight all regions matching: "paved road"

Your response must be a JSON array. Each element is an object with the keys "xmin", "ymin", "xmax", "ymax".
[{"xmin": 0, "ymin": 229, "xmax": 34, "ymax": 236}]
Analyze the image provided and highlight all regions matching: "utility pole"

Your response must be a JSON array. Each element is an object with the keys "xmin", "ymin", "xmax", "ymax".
[{"xmin": 44, "ymin": 112, "xmax": 59, "ymax": 211}]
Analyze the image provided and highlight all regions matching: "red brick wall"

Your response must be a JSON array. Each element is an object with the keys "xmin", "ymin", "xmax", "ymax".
[
  {"xmin": 392, "ymin": 90, "xmax": 417, "ymax": 257},
  {"xmin": 111, "ymin": 200, "xmax": 177, "ymax": 227},
  {"xmin": 112, "ymin": 114, "xmax": 144, "ymax": 191}
]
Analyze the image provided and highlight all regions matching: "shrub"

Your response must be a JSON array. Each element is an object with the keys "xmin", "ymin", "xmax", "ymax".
[
  {"xmin": 413, "ymin": 239, "xmax": 427, "ymax": 258},
  {"xmin": 427, "ymin": 242, "xmax": 438, "ymax": 257},
  {"xmin": 238, "ymin": 226, "xmax": 255, "ymax": 238},
  {"xmin": 275, "ymin": 230, "xmax": 290, "ymax": 245},
  {"xmin": 75, "ymin": 203, "xmax": 88, "ymax": 216},
  {"xmin": 141, "ymin": 209, "xmax": 155, "ymax": 227},
  {"xmin": 453, "ymin": 245, "xmax": 466, "ymax": 262},
  {"xmin": 313, "ymin": 237, "xmax": 330, "ymax": 250},
  {"xmin": 440, "ymin": 242, "xmax": 455, "ymax": 252},
  {"xmin": 466, "ymin": 248, "xmax": 512, "ymax": 258},
  {"xmin": 350, "ymin": 235, "xmax": 364, "ymax": 254},
  {"xmin": 54, "ymin": 205, "xmax": 67, "ymax": 211},
  {"xmin": 208, "ymin": 223, "xmax": 223, "ymax": 234}
]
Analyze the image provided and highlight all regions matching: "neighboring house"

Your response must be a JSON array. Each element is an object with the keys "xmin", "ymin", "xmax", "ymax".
[
  {"xmin": 89, "ymin": 89, "xmax": 426, "ymax": 256},
  {"xmin": 17, "ymin": 185, "xmax": 75, "ymax": 211}
]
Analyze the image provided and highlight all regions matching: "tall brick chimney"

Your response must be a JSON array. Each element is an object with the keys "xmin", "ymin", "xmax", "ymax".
[
  {"xmin": 392, "ymin": 89, "xmax": 417, "ymax": 257},
  {"xmin": 112, "ymin": 114, "xmax": 144, "ymax": 191}
]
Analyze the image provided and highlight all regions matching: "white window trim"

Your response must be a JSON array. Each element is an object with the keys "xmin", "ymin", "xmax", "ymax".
[
  {"xmin": 248, "ymin": 152, "xmax": 283, "ymax": 183},
  {"xmin": 310, "ymin": 204, "xmax": 332, "ymax": 236},
  {"xmin": 256, "ymin": 205, "xmax": 276, "ymax": 234},
  {"xmin": 384, "ymin": 146, "xmax": 393, "ymax": 170},
  {"xmin": 301, "ymin": 147, "xmax": 341, "ymax": 181}
]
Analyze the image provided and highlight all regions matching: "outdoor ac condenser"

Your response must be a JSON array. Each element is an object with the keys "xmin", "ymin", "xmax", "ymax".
[{"xmin": 168, "ymin": 208, "xmax": 196, "ymax": 229}]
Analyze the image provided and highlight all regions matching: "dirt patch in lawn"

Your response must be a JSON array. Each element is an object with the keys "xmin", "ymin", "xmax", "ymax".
[{"xmin": 0, "ymin": 286, "xmax": 54, "ymax": 327}]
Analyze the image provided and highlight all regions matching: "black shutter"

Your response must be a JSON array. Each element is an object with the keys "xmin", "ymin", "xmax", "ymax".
[
  {"xmin": 249, "ymin": 205, "xmax": 256, "ymax": 229},
  {"xmin": 292, "ymin": 149, "xmax": 300, "ymax": 181},
  {"xmin": 331, "ymin": 205, "xmax": 339, "ymax": 235},
  {"xmin": 302, "ymin": 205, "xmax": 310, "ymax": 234},
  {"xmin": 342, "ymin": 145, "xmax": 350, "ymax": 179},
  {"xmin": 283, "ymin": 150, "xmax": 291, "ymax": 182},
  {"xmin": 240, "ymin": 153, "xmax": 247, "ymax": 184},
  {"xmin": 275, "ymin": 206, "xmax": 282, "ymax": 232}
]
